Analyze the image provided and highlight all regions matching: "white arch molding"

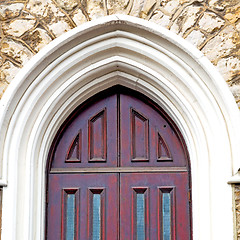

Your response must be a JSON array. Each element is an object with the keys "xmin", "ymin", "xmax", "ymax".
[{"xmin": 0, "ymin": 15, "xmax": 239, "ymax": 239}]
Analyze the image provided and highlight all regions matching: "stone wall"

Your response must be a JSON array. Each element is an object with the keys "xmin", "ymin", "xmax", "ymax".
[
  {"xmin": 1, "ymin": 0, "xmax": 240, "ymax": 238},
  {"xmin": 1, "ymin": 0, "xmax": 240, "ymax": 106},
  {"xmin": 236, "ymin": 185, "xmax": 240, "ymax": 239}
]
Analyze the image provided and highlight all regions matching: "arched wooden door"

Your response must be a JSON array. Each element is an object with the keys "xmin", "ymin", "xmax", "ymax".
[{"xmin": 46, "ymin": 87, "xmax": 191, "ymax": 240}]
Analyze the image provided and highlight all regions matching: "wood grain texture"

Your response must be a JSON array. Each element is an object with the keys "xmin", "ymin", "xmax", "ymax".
[
  {"xmin": 88, "ymin": 109, "xmax": 107, "ymax": 162},
  {"xmin": 46, "ymin": 88, "xmax": 191, "ymax": 239}
]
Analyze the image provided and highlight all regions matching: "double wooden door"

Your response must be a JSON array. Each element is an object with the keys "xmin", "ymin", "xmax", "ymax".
[{"xmin": 47, "ymin": 90, "xmax": 191, "ymax": 239}]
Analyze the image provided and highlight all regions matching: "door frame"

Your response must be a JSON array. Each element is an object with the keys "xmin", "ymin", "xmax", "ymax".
[{"xmin": 0, "ymin": 15, "xmax": 239, "ymax": 239}]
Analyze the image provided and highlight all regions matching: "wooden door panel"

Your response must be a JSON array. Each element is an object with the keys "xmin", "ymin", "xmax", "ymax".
[
  {"xmin": 52, "ymin": 94, "xmax": 118, "ymax": 169},
  {"xmin": 88, "ymin": 108, "xmax": 107, "ymax": 162},
  {"xmin": 130, "ymin": 108, "xmax": 149, "ymax": 162},
  {"xmin": 120, "ymin": 173, "xmax": 190, "ymax": 240},
  {"xmin": 47, "ymin": 174, "xmax": 118, "ymax": 240},
  {"xmin": 120, "ymin": 94, "xmax": 187, "ymax": 167}
]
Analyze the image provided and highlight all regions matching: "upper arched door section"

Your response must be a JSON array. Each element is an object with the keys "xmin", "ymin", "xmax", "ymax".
[{"xmin": 48, "ymin": 87, "xmax": 189, "ymax": 172}]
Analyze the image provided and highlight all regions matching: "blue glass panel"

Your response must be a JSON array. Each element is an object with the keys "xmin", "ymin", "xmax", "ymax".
[
  {"xmin": 92, "ymin": 194, "xmax": 101, "ymax": 240},
  {"xmin": 66, "ymin": 194, "xmax": 75, "ymax": 240},
  {"xmin": 162, "ymin": 193, "xmax": 171, "ymax": 240},
  {"xmin": 136, "ymin": 193, "xmax": 145, "ymax": 240}
]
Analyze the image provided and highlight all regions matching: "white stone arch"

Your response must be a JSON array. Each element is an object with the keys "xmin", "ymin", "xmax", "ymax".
[{"xmin": 0, "ymin": 15, "xmax": 239, "ymax": 240}]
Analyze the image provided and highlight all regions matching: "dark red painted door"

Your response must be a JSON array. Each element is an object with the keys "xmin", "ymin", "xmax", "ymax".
[
  {"xmin": 48, "ymin": 174, "xmax": 118, "ymax": 239},
  {"xmin": 120, "ymin": 173, "xmax": 190, "ymax": 240},
  {"xmin": 46, "ymin": 89, "xmax": 191, "ymax": 240}
]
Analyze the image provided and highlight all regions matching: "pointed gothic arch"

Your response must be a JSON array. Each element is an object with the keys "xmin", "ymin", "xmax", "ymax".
[{"xmin": 0, "ymin": 15, "xmax": 239, "ymax": 239}]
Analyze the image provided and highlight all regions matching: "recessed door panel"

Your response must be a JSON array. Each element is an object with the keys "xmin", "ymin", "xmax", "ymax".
[
  {"xmin": 120, "ymin": 94, "xmax": 187, "ymax": 167},
  {"xmin": 120, "ymin": 173, "xmax": 190, "ymax": 240},
  {"xmin": 47, "ymin": 174, "xmax": 118, "ymax": 240},
  {"xmin": 88, "ymin": 109, "xmax": 107, "ymax": 162},
  {"xmin": 52, "ymin": 94, "xmax": 118, "ymax": 168},
  {"xmin": 130, "ymin": 108, "xmax": 149, "ymax": 162}
]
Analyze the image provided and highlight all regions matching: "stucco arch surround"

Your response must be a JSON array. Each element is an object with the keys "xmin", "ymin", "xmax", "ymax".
[{"xmin": 0, "ymin": 15, "xmax": 239, "ymax": 239}]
